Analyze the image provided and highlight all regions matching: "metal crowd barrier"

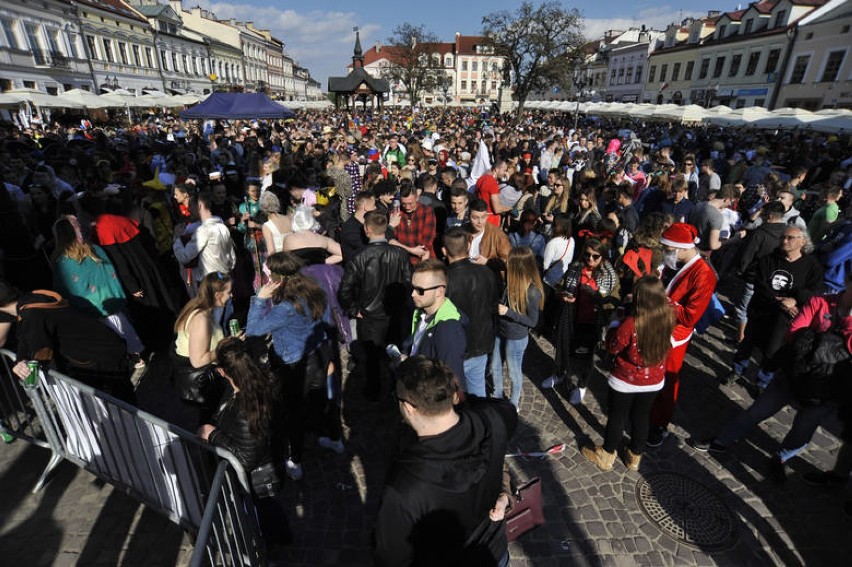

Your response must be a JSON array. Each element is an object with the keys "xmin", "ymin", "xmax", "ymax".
[{"xmin": 0, "ymin": 349, "xmax": 266, "ymax": 566}]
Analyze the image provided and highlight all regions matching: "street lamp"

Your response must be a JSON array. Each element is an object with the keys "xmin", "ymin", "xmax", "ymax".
[{"xmin": 571, "ymin": 60, "xmax": 587, "ymax": 133}]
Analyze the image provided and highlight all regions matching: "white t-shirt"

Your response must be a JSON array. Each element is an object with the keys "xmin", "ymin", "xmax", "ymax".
[{"xmin": 470, "ymin": 231, "xmax": 485, "ymax": 259}]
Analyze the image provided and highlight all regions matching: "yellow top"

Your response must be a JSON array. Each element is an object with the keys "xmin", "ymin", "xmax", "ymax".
[{"xmin": 175, "ymin": 309, "xmax": 224, "ymax": 358}]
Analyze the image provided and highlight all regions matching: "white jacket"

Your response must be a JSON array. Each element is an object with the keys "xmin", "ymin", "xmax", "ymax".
[{"xmin": 173, "ymin": 217, "xmax": 236, "ymax": 281}]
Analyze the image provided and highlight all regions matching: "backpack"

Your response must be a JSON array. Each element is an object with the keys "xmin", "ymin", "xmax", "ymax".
[{"xmin": 789, "ymin": 328, "xmax": 851, "ymax": 406}]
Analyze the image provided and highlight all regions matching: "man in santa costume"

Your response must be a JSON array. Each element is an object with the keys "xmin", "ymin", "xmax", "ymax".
[{"xmin": 647, "ymin": 223, "xmax": 717, "ymax": 447}]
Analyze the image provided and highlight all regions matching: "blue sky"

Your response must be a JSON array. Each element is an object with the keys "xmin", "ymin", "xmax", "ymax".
[{"xmin": 190, "ymin": 1, "xmax": 725, "ymax": 85}]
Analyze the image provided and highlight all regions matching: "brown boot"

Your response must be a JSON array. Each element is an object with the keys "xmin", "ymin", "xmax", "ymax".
[
  {"xmin": 623, "ymin": 448, "xmax": 642, "ymax": 471},
  {"xmin": 582, "ymin": 445, "xmax": 616, "ymax": 471}
]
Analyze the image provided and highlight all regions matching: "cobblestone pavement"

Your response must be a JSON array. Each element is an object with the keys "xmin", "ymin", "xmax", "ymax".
[{"xmin": 1, "ymin": 316, "xmax": 850, "ymax": 566}]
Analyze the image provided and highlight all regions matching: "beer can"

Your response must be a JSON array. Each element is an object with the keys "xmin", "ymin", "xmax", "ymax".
[
  {"xmin": 24, "ymin": 361, "xmax": 39, "ymax": 388},
  {"xmin": 228, "ymin": 318, "xmax": 241, "ymax": 336}
]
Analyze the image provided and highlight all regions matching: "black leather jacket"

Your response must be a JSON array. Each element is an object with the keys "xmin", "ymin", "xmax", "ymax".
[
  {"xmin": 208, "ymin": 395, "xmax": 271, "ymax": 471},
  {"xmin": 338, "ymin": 240, "xmax": 412, "ymax": 319},
  {"xmin": 446, "ymin": 260, "xmax": 501, "ymax": 357}
]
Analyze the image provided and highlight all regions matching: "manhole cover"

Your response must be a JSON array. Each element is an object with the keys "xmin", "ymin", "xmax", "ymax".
[{"xmin": 636, "ymin": 472, "xmax": 737, "ymax": 550}]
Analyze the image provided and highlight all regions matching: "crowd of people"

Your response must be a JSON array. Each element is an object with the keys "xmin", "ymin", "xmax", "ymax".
[{"xmin": 0, "ymin": 105, "xmax": 850, "ymax": 562}]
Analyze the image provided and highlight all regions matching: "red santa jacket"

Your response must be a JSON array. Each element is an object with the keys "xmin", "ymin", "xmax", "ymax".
[{"xmin": 665, "ymin": 254, "xmax": 717, "ymax": 346}]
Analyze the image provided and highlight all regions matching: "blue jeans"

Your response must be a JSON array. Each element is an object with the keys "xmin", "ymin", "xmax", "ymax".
[
  {"xmin": 734, "ymin": 281, "xmax": 754, "ymax": 325},
  {"xmin": 463, "ymin": 354, "xmax": 488, "ymax": 398},
  {"xmin": 715, "ymin": 375, "xmax": 836, "ymax": 461},
  {"xmin": 491, "ymin": 335, "xmax": 528, "ymax": 407}
]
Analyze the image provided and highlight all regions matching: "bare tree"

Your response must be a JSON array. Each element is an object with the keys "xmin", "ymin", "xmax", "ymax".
[
  {"xmin": 482, "ymin": 1, "xmax": 584, "ymax": 117},
  {"xmin": 384, "ymin": 23, "xmax": 442, "ymax": 107}
]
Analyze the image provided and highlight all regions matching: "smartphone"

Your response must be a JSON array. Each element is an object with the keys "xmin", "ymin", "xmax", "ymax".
[{"xmin": 209, "ymin": 171, "xmax": 222, "ymax": 181}]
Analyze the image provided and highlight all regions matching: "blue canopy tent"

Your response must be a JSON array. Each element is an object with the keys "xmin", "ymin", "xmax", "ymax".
[{"xmin": 179, "ymin": 92, "xmax": 294, "ymax": 119}]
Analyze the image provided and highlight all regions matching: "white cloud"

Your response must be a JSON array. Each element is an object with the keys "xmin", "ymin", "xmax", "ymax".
[
  {"xmin": 583, "ymin": 5, "xmax": 708, "ymax": 40},
  {"xmin": 193, "ymin": 1, "xmax": 382, "ymax": 83}
]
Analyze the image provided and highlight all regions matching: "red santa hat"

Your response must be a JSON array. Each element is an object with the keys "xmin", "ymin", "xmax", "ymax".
[{"xmin": 660, "ymin": 223, "xmax": 699, "ymax": 249}]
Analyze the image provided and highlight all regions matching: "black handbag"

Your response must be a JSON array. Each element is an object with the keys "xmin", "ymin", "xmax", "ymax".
[
  {"xmin": 504, "ymin": 477, "xmax": 544, "ymax": 542},
  {"xmin": 251, "ymin": 461, "xmax": 281, "ymax": 499}
]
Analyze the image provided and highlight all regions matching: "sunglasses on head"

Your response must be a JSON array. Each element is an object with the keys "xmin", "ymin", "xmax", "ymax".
[{"xmin": 412, "ymin": 284, "xmax": 445, "ymax": 295}]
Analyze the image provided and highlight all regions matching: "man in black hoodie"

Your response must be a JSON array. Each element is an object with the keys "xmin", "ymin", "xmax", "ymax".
[
  {"xmin": 374, "ymin": 357, "xmax": 517, "ymax": 566},
  {"xmin": 730, "ymin": 201, "xmax": 788, "ymax": 345}
]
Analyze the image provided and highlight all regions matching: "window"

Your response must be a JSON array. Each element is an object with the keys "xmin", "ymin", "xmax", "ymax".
[
  {"xmin": 45, "ymin": 29, "xmax": 61, "ymax": 55},
  {"xmin": 634, "ymin": 66, "xmax": 642, "ymax": 83},
  {"xmin": 192, "ymin": 56, "xmax": 199, "ymax": 75},
  {"xmin": 626, "ymin": 67, "xmax": 633, "ymax": 83},
  {"xmin": 713, "ymin": 57, "xmax": 725, "ymax": 78},
  {"xmin": 0, "ymin": 17, "xmax": 18, "ymax": 49},
  {"xmin": 685, "ymin": 61, "xmax": 695, "ymax": 80},
  {"xmin": 444, "ymin": 55, "xmax": 453, "ymax": 67},
  {"xmin": 118, "ymin": 42, "xmax": 128, "ymax": 64},
  {"xmin": 86, "ymin": 35, "xmax": 98, "ymax": 59},
  {"xmin": 698, "ymin": 58, "xmax": 710, "ymax": 79},
  {"xmin": 729, "ymin": 54, "xmax": 742, "ymax": 77},
  {"xmin": 182, "ymin": 55, "xmax": 189, "ymax": 73},
  {"xmin": 481, "ymin": 80, "xmax": 486, "ymax": 92},
  {"xmin": 618, "ymin": 68, "xmax": 625, "ymax": 84},
  {"xmin": 718, "ymin": 25, "xmax": 726, "ymax": 39},
  {"xmin": 649, "ymin": 65, "xmax": 656, "ymax": 83},
  {"xmin": 491, "ymin": 81, "xmax": 497, "ymax": 90},
  {"xmin": 461, "ymin": 61, "xmax": 467, "ymax": 71},
  {"xmin": 67, "ymin": 33, "xmax": 79, "ymax": 59},
  {"xmin": 672, "ymin": 62, "xmax": 681, "ymax": 81},
  {"xmin": 775, "ymin": 10, "xmax": 786, "ymax": 28},
  {"xmin": 145, "ymin": 47, "xmax": 154, "ymax": 68},
  {"xmin": 171, "ymin": 52, "xmax": 178, "ymax": 72},
  {"xmin": 610, "ymin": 69, "xmax": 617, "ymax": 82},
  {"xmin": 460, "ymin": 80, "xmax": 467, "ymax": 91},
  {"xmin": 23, "ymin": 80, "xmax": 35, "ymax": 89},
  {"xmin": 23, "ymin": 22, "xmax": 41, "ymax": 51},
  {"xmin": 820, "ymin": 50, "xmax": 845, "ymax": 82},
  {"xmin": 805, "ymin": 32, "xmax": 813, "ymax": 40},
  {"xmin": 746, "ymin": 52, "xmax": 760, "ymax": 75},
  {"xmin": 101, "ymin": 38, "xmax": 113, "ymax": 62},
  {"xmin": 789, "ymin": 54, "xmax": 810, "ymax": 83},
  {"xmin": 160, "ymin": 49, "xmax": 168, "ymax": 70},
  {"xmin": 132, "ymin": 45, "xmax": 141, "ymax": 66},
  {"xmin": 744, "ymin": 19, "xmax": 753, "ymax": 34},
  {"xmin": 660, "ymin": 64, "xmax": 668, "ymax": 82},
  {"xmin": 765, "ymin": 49, "xmax": 781, "ymax": 73},
  {"xmin": 842, "ymin": 25, "xmax": 850, "ymax": 33},
  {"xmin": 472, "ymin": 61, "xmax": 478, "ymax": 72}
]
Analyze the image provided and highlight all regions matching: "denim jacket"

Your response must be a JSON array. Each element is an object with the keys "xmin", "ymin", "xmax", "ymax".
[{"xmin": 246, "ymin": 296, "xmax": 328, "ymax": 364}]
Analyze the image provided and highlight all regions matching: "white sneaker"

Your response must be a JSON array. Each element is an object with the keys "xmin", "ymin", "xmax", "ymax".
[
  {"xmin": 284, "ymin": 459, "xmax": 303, "ymax": 481},
  {"xmin": 569, "ymin": 387, "xmax": 587, "ymax": 406},
  {"xmin": 542, "ymin": 375, "xmax": 563, "ymax": 389},
  {"xmin": 318, "ymin": 436, "xmax": 345, "ymax": 455}
]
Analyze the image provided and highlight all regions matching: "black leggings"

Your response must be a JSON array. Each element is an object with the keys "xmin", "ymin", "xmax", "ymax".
[{"xmin": 603, "ymin": 388, "xmax": 659, "ymax": 454}]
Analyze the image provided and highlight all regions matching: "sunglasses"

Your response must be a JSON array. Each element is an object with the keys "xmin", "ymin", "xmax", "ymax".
[
  {"xmin": 553, "ymin": 183, "xmax": 564, "ymax": 187},
  {"xmin": 684, "ymin": 162, "xmax": 694, "ymax": 166},
  {"xmin": 412, "ymin": 284, "xmax": 445, "ymax": 295},
  {"xmin": 584, "ymin": 253, "xmax": 602, "ymax": 260}
]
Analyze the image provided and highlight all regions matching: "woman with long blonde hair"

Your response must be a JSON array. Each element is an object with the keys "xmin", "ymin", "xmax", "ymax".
[
  {"xmin": 582, "ymin": 275, "xmax": 675, "ymax": 472},
  {"xmin": 52, "ymin": 216, "xmax": 146, "ymax": 366},
  {"xmin": 491, "ymin": 246, "xmax": 544, "ymax": 407},
  {"xmin": 172, "ymin": 271, "xmax": 233, "ymax": 422}
]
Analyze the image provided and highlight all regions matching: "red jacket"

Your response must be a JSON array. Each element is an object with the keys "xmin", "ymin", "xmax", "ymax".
[
  {"xmin": 789, "ymin": 293, "xmax": 852, "ymax": 354},
  {"xmin": 606, "ymin": 316, "xmax": 666, "ymax": 388},
  {"xmin": 665, "ymin": 255, "xmax": 717, "ymax": 346}
]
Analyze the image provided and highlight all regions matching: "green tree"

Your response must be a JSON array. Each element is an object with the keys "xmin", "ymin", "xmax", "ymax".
[
  {"xmin": 384, "ymin": 23, "xmax": 443, "ymax": 107},
  {"xmin": 482, "ymin": 1, "xmax": 584, "ymax": 117}
]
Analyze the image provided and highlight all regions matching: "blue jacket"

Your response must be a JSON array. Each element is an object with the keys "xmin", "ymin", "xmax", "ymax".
[
  {"xmin": 246, "ymin": 296, "xmax": 328, "ymax": 364},
  {"xmin": 816, "ymin": 220, "xmax": 851, "ymax": 292},
  {"xmin": 406, "ymin": 298, "xmax": 467, "ymax": 382}
]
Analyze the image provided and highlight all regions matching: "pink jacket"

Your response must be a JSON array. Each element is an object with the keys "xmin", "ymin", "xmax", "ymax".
[{"xmin": 788, "ymin": 293, "xmax": 852, "ymax": 354}]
